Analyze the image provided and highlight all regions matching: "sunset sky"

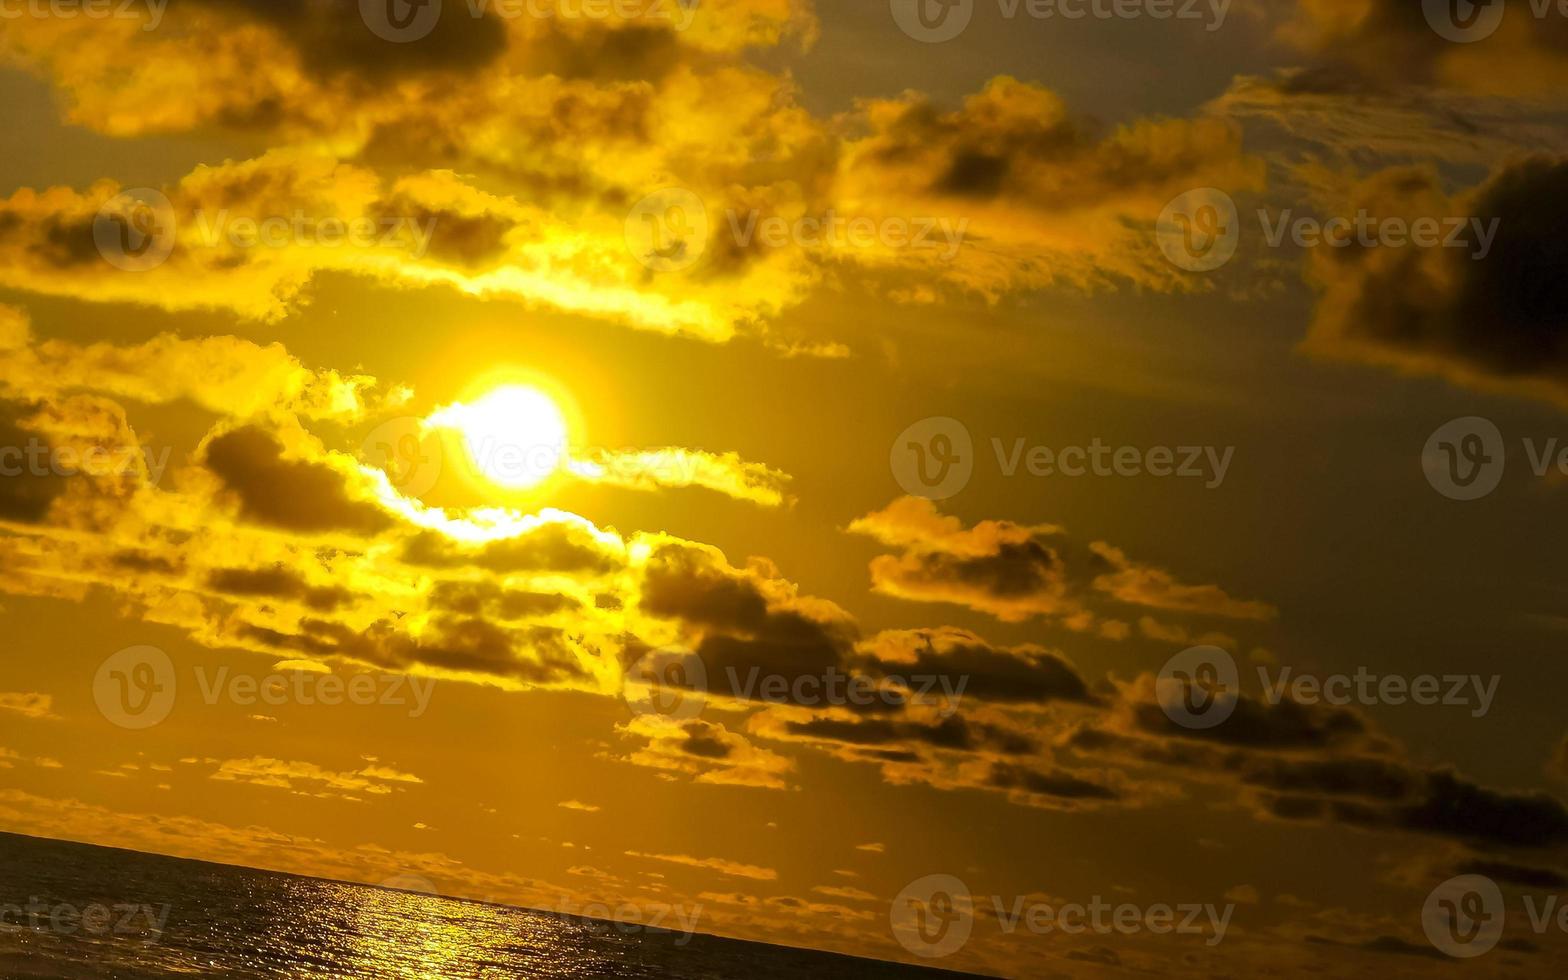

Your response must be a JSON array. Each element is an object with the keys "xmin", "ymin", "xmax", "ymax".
[{"xmin": 3, "ymin": 0, "xmax": 1568, "ymax": 975}]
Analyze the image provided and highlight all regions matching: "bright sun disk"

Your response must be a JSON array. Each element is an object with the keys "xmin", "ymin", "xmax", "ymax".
[{"xmin": 426, "ymin": 384, "xmax": 570, "ymax": 490}]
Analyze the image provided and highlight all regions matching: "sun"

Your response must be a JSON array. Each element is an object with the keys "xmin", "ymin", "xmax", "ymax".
[{"xmin": 426, "ymin": 384, "xmax": 570, "ymax": 490}]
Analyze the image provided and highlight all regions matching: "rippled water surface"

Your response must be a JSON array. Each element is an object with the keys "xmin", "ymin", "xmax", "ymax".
[{"xmin": 0, "ymin": 833, "xmax": 973, "ymax": 979}]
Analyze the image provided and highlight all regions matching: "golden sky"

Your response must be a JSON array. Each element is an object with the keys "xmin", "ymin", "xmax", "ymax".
[{"xmin": 3, "ymin": 0, "xmax": 1568, "ymax": 975}]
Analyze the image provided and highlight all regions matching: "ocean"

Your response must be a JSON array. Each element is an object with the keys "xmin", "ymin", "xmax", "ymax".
[{"xmin": 0, "ymin": 833, "xmax": 982, "ymax": 979}]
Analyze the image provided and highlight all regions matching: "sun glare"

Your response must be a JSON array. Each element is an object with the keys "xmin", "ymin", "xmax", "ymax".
[{"xmin": 426, "ymin": 384, "xmax": 570, "ymax": 490}]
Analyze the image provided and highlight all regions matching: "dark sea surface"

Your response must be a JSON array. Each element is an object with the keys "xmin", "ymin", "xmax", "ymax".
[{"xmin": 0, "ymin": 833, "xmax": 982, "ymax": 979}]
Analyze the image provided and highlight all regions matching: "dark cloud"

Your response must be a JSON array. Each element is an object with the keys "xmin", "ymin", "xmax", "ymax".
[
  {"xmin": 856, "ymin": 629, "xmax": 1094, "ymax": 707},
  {"xmin": 402, "ymin": 525, "xmax": 620, "ymax": 575},
  {"xmin": 205, "ymin": 426, "xmax": 392, "ymax": 535},
  {"xmin": 190, "ymin": 0, "xmax": 508, "ymax": 79},
  {"xmin": 427, "ymin": 580, "xmax": 578, "ymax": 619},
  {"xmin": 1132, "ymin": 695, "xmax": 1369, "ymax": 751},
  {"xmin": 1393, "ymin": 770, "xmax": 1568, "ymax": 850},
  {"xmin": 783, "ymin": 715, "xmax": 1038, "ymax": 756},
  {"xmin": 1303, "ymin": 158, "xmax": 1568, "ymax": 404},
  {"xmin": 249, "ymin": 614, "xmax": 598, "ymax": 686},
  {"xmin": 986, "ymin": 762, "xmax": 1120, "ymax": 802},
  {"xmin": 208, "ymin": 565, "xmax": 354, "ymax": 612},
  {"xmin": 372, "ymin": 198, "xmax": 516, "ymax": 269},
  {"xmin": 678, "ymin": 722, "xmax": 734, "ymax": 760},
  {"xmin": 1239, "ymin": 756, "xmax": 1417, "ymax": 802},
  {"xmin": 0, "ymin": 400, "xmax": 66, "ymax": 524},
  {"xmin": 639, "ymin": 543, "xmax": 857, "ymax": 684},
  {"xmin": 1456, "ymin": 859, "xmax": 1568, "ymax": 889}
]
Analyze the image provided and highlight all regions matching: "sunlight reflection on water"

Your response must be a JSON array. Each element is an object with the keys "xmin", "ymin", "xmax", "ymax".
[{"xmin": 0, "ymin": 834, "xmax": 959, "ymax": 980}]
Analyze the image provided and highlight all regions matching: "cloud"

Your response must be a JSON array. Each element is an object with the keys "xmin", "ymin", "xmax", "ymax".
[
  {"xmin": 1068, "ymin": 674, "xmax": 1568, "ymax": 855},
  {"xmin": 984, "ymin": 761, "xmax": 1122, "ymax": 806},
  {"xmin": 204, "ymin": 426, "xmax": 394, "ymax": 535},
  {"xmin": 834, "ymin": 77, "xmax": 1266, "ymax": 299},
  {"xmin": 0, "ymin": 5, "xmax": 1267, "ymax": 349},
  {"xmin": 0, "ymin": 692, "xmax": 55, "ymax": 720},
  {"xmin": 637, "ymin": 541, "xmax": 858, "ymax": 688},
  {"xmin": 1299, "ymin": 157, "xmax": 1568, "ymax": 407},
  {"xmin": 617, "ymin": 716, "xmax": 795, "ymax": 790},
  {"xmin": 209, "ymin": 756, "xmax": 423, "ymax": 800},
  {"xmin": 1089, "ymin": 543, "xmax": 1277, "ymax": 621},
  {"xmin": 623, "ymin": 848, "xmax": 778, "ymax": 881},
  {"xmin": 848, "ymin": 497, "xmax": 1272, "ymax": 630},
  {"xmin": 566, "ymin": 447, "xmax": 792, "ymax": 507},
  {"xmin": 855, "ymin": 628, "xmax": 1095, "ymax": 706},
  {"xmin": 1270, "ymin": 0, "xmax": 1568, "ymax": 98},
  {"xmin": 0, "ymin": 323, "xmax": 395, "ymax": 423}
]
